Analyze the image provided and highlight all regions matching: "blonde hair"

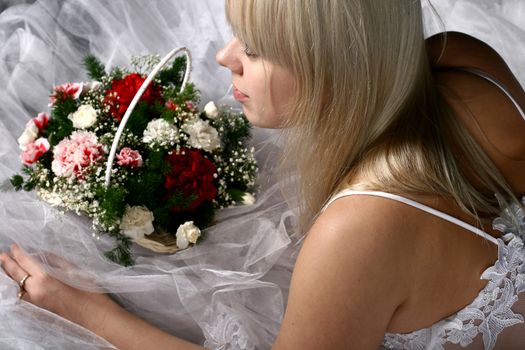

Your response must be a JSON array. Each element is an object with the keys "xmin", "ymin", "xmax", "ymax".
[{"xmin": 226, "ymin": 0, "xmax": 519, "ymax": 232}]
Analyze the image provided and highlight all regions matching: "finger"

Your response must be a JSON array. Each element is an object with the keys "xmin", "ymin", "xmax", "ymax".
[
  {"xmin": 10, "ymin": 244, "xmax": 45, "ymax": 276},
  {"xmin": 0, "ymin": 252, "xmax": 30, "ymax": 288}
]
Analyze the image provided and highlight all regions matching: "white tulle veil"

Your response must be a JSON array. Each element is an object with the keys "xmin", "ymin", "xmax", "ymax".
[{"xmin": 0, "ymin": 0, "xmax": 523, "ymax": 349}]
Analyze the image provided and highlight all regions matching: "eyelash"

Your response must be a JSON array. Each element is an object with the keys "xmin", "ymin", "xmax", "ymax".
[{"xmin": 243, "ymin": 44, "xmax": 258, "ymax": 58}]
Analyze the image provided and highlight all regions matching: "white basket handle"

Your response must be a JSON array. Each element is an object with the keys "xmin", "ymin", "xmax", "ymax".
[{"xmin": 104, "ymin": 47, "xmax": 192, "ymax": 187}]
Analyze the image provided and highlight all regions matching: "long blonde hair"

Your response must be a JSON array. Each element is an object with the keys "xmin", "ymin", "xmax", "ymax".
[{"xmin": 226, "ymin": 0, "xmax": 518, "ymax": 232}]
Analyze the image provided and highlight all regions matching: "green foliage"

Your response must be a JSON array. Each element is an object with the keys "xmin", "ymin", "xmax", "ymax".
[
  {"xmin": 10, "ymin": 174, "xmax": 24, "ymax": 191},
  {"xmin": 156, "ymin": 199, "xmax": 214, "ymax": 235},
  {"xmin": 228, "ymin": 188, "xmax": 246, "ymax": 202},
  {"xmin": 162, "ymin": 83, "xmax": 199, "ymax": 107},
  {"xmin": 83, "ymin": 55, "xmax": 106, "ymax": 81},
  {"xmin": 45, "ymin": 99, "xmax": 76, "ymax": 146},
  {"xmin": 124, "ymin": 101, "xmax": 157, "ymax": 137},
  {"xmin": 125, "ymin": 169, "xmax": 164, "ymax": 208},
  {"xmin": 213, "ymin": 113, "xmax": 251, "ymax": 155},
  {"xmin": 104, "ymin": 237, "xmax": 133, "ymax": 266},
  {"xmin": 38, "ymin": 151, "xmax": 53, "ymax": 170},
  {"xmin": 157, "ymin": 56, "xmax": 186, "ymax": 87},
  {"xmin": 96, "ymin": 185, "xmax": 127, "ymax": 228}
]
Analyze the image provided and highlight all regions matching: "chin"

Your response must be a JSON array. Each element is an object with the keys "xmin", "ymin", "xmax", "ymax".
[{"xmin": 243, "ymin": 108, "xmax": 284, "ymax": 129}]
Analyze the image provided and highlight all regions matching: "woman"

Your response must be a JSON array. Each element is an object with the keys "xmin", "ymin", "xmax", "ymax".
[{"xmin": 1, "ymin": 0, "xmax": 525, "ymax": 349}]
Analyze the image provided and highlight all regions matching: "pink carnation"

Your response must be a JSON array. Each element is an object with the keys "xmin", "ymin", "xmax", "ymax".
[
  {"xmin": 21, "ymin": 138, "xmax": 50, "ymax": 165},
  {"xmin": 33, "ymin": 112, "xmax": 50, "ymax": 131},
  {"xmin": 185, "ymin": 101, "xmax": 196, "ymax": 111},
  {"xmin": 49, "ymin": 82, "xmax": 83, "ymax": 106},
  {"xmin": 51, "ymin": 131, "xmax": 105, "ymax": 179},
  {"xmin": 116, "ymin": 148, "xmax": 143, "ymax": 168}
]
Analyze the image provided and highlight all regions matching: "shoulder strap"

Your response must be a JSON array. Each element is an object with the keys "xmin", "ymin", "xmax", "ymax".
[
  {"xmin": 323, "ymin": 190, "xmax": 499, "ymax": 245},
  {"xmin": 454, "ymin": 66, "xmax": 525, "ymax": 120}
]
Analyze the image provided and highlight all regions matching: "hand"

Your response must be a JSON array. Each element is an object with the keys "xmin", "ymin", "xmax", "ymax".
[
  {"xmin": 0, "ymin": 244, "xmax": 112, "ymax": 321},
  {"xmin": 0, "ymin": 244, "xmax": 204, "ymax": 350}
]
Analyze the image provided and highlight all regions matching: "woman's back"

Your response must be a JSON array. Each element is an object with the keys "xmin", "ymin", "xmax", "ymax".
[
  {"xmin": 321, "ymin": 189, "xmax": 525, "ymax": 349},
  {"xmin": 335, "ymin": 32, "xmax": 525, "ymax": 349}
]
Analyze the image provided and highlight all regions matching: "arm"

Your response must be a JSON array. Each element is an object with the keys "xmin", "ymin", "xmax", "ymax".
[
  {"xmin": 0, "ymin": 246, "xmax": 204, "ymax": 350},
  {"xmin": 273, "ymin": 196, "xmax": 412, "ymax": 349},
  {"xmin": 0, "ymin": 195, "xmax": 412, "ymax": 350}
]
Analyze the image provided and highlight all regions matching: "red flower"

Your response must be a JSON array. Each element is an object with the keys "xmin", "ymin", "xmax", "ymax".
[
  {"xmin": 116, "ymin": 147, "xmax": 143, "ymax": 168},
  {"xmin": 104, "ymin": 73, "xmax": 162, "ymax": 121},
  {"xmin": 164, "ymin": 148, "xmax": 217, "ymax": 212},
  {"xmin": 33, "ymin": 112, "xmax": 49, "ymax": 131}
]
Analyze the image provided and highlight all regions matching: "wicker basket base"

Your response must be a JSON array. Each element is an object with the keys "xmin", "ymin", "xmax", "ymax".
[{"xmin": 135, "ymin": 229, "xmax": 180, "ymax": 253}]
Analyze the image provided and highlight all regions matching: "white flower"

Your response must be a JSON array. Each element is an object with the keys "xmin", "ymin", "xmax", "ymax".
[
  {"xmin": 18, "ymin": 120, "xmax": 39, "ymax": 151},
  {"xmin": 120, "ymin": 206, "xmax": 155, "ymax": 240},
  {"xmin": 82, "ymin": 81, "xmax": 102, "ymax": 93},
  {"xmin": 176, "ymin": 221, "xmax": 201, "ymax": 249},
  {"xmin": 241, "ymin": 192, "xmax": 256, "ymax": 205},
  {"xmin": 204, "ymin": 101, "xmax": 219, "ymax": 119},
  {"xmin": 37, "ymin": 189, "xmax": 64, "ymax": 207},
  {"xmin": 68, "ymin": 104, "xmax": 98, "ymax": 129},
  {"xmin": 143, "ymin": 119, "xmax": 179, "ymax": 144},
  {"xmin": 183, "ymin": 119, "xmax": 221, "ymax": 152}
]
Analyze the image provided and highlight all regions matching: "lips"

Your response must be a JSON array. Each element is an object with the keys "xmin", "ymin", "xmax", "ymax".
[{"xmin": 233, "ymin": 86, "xmax": 249, "ymax": 102}]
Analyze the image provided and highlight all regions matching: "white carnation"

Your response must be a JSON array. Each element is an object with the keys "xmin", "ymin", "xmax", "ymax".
[
  {"xmin": 120, "ymin": 206, "xmax": 155, "ymax": 240},
  {"xmin": 18, "ymin": 120, "xmax": 39, "ymax": 151},
  {"xmin": 204, "ymin": 101, "xmax": 219, "ymax": 119},
  {"xmin": 183, "ymin": 119, "xmax": 221, "ymax": 152},
  {"xmin": 241, "ymin": 192, "xmax": 256, "ymax": 205},
  {"xmin": 68, "ymin": 104, "xmax": 98, "ymax": 129},
  {"xmin": 176, "ymin": 221, "xmax": 201, "ymax": 249},
  {"xmin": 143, "ymin": 119, "xmax": 179, "ymax": 145}
]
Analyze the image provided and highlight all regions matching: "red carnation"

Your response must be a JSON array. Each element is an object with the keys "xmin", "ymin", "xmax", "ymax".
[
  {"xmin": 104, "ymin": 73, "xmax": 162, "ymax": 121},
  {"xmin": 164, "ymin": 148, "xmax": 217, "ymax": 212}
]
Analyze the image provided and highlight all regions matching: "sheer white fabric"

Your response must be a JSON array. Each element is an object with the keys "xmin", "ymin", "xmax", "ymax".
[{"xmin": 0, "ymin": 0, "xmax": 524, "ymax": 349}]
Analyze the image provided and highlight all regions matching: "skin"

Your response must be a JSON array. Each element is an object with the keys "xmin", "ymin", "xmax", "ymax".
[
  {"xmin": 1, "ymin": 32, "xmax": 524, "ymax": 349},
  {"xmin": 215, "ymin": 38, "xmax": 296, "ymax": 129}
]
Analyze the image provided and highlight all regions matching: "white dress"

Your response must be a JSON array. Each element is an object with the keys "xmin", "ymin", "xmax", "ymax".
[
  {"xmin": 0, "ymin": 0, "xmax": 524, "ymax": 349},
  {"xmin": 323, "ymin": 190, "xmax": 525, "ymax": 350}
]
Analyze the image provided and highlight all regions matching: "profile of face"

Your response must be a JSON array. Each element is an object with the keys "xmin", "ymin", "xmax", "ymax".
[{"xmin": 216, "ymin": 38, "xmax": 296, "ymax": 129}]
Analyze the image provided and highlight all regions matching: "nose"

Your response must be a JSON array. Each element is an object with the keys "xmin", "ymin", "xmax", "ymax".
[{"xmin": 216, "ymin": 38, "xmax": 243, "ymax": 75}]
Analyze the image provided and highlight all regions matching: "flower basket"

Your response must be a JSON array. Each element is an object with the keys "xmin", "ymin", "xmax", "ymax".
[{"xmin": 11, "ymin": 48, "xmax": 258, "ymax": 265}]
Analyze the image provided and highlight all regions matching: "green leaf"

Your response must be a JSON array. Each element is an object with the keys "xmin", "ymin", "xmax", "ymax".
[
  {"xmin": 10, "ymin": 174, "xmax": 24, "ymax": 191},
  {"xmin": 83, "ymin": 55, "xmax": 106, "ymax": 81}
]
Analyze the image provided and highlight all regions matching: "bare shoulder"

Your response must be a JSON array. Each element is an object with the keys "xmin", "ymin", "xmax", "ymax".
[{"xmin": 273, "ymin": 195, "xmax": 416, "ymax": 350}]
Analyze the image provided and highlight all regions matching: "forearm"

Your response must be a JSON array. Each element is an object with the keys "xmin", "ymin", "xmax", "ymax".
[{"xmin": 59, "ymin": 290, "xmax": 205, "ymax": 350}]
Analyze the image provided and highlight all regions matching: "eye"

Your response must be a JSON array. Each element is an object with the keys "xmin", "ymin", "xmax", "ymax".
[{"xmin": 243, "ymin": 43, "xmax": 258, "ymax": 58}]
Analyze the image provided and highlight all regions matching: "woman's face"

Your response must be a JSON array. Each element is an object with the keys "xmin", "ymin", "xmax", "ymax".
[{"xmin": 216, "ymin": 37, "xmax": 295, "ymax": 129}]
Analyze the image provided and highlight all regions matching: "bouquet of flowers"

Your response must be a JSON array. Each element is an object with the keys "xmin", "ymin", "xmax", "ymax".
[{"xmin": 10, "ymin": 49, "xmax": 257, "ymax": 265}]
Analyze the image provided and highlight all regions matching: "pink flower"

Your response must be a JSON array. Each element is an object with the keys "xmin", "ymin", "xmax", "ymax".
[
  {"xmin": 165, "ymin": 100, "xmax": 179, "ymax": 111},
  {"xmin": 185, "ymin": 101, "xmax": 195, "ymax": 111},
  {"xmin": 18, "ymin": 113, "xmax": 50, "ymax": 151},
  {"xmin": 51, "ymin": 131, "xmax": 105, "ymax": 179},
  {"xmin": 49, "ymin": 83, "xmax": 83, "ymax": 106},
  {"xmin": 21, "ymin": 138, "xmax": 50, "ymax": 165},
  {"xmin": 33, "ymin": 112, "xmax": 49, "ymax": 131},
  {"xmin": 116, "ymin": 148, "xmax": 143, "ymax": 168}
]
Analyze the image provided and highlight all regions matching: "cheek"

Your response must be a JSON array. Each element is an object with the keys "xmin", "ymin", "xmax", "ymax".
[{"xmin": 241, "ymin": 63, "xmax": 295, "ymax": 129}]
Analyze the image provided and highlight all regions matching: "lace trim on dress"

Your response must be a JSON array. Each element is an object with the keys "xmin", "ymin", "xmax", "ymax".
[{"xmin": 381, "ymin": 197, "xmax": 525, "ymax": 350}]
